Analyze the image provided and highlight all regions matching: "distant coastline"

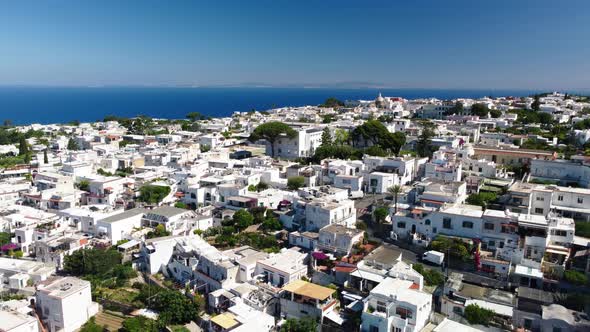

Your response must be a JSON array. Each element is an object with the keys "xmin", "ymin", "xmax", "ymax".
[{"xmin": 1, "ymin": 86, "xmax": 588, "ymax": 125}]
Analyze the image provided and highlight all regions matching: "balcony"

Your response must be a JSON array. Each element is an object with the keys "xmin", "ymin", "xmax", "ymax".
[{"xmin": 524, "ymin": 236, "xmax": 548, "ymax": 248}]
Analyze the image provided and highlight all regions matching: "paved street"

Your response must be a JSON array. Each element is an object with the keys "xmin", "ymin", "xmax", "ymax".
[{"xmin": 354, "ymin": 196, "xmax": 507, "ymax": 289}]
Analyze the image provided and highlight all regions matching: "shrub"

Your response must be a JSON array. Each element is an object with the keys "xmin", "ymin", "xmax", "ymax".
[
  {"xmin": 146, "ymin": 224, "xmax": 171, "ymax": 239},
  {"xmin": 413, "ymin": 263, "xmax": 444, "ymax": 286},
  {"xmin": 464, "ymin": 304, "xmax": 494, "ymax": 326},
  {"xmin": 138, "ymin": 185, "xmax": 171, "ymax": 204},
  {"xmin": 564, "ymin": 270, "xmax": 588, "ymax": 285},
  {"xmin": 120, "ymin": 316, "xmax": 158, "ymax": 332},
  {"xmin": 287, "ymin": 176, "xmax": 305, "ymax": 190},
  {"xmin": 575, "ymin": 222, "xmax": 590, "ymax": 237}
]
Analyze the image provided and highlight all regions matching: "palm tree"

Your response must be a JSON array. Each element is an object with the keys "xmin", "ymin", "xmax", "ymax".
[{"xmin": 388, "ymin": 185, "xmax": 402, "ymax": 214}]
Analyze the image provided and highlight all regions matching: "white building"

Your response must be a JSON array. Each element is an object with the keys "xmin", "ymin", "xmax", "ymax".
[
  {"xmin": 255, "ymin": 248, "xmax": 307, "ymax": 287},
  {"xmin": 0, "ymin": 300, "xmax": 40, "ymax": 332},
  {"xmin": 267, "ymin": 127, "xmax": 324, "ymax": 159},
  {"xmin": 360, "ymin": 278, "xmax": 432, "ymax": 332},
  {"xmin": 317, "ymin": 224, "xmax": 364, "ymax": 256},
  {"xmin": 35, "ymin": 277, "xmax": 99, "ymax": 332},
  {"xmin": 530, "ymin": 157, "xmax": 590, "ymax": 188},
  {"xmin": 302, "ymin": 198, "xmax": 356, "ymax": 231}
]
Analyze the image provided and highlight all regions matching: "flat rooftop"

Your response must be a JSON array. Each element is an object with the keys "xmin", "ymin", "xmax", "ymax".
[
  {"xmin": 38, "ymin": 276, "xmax": 89, "ymax": 298},
  {"xmin": 282, "ymin": 279, "xmax": 335, "ymax": 301}
]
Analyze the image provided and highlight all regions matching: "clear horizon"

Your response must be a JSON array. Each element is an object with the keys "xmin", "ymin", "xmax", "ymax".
[{"xmin": 2, "ymin": 1, "xmax": 590, "ymax": 90}]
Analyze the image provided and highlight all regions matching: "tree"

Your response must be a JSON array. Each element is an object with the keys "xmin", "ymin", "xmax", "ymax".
[
  {"xmin": 431, "ymin": 236, "xmax": 471, "ymax": 260},
  {"xmin": 564, "ymin": 270, "xmax": 588, "ymax": 285},
  {"xmin": 388, "ymin": 185, "xmax": 402, "ymax": 214},
  {"xmin": 351, "ymin": 120, "xmax": 405, "ymax": 154},
  {"xmin": 489, "ymin": 108, "xmax": 502, "ymax": 118},
  {"xmin": 63, "ymin": 248, "xmax": 122, "ymax": 276},
  {"xmin": 186, "ymin": 112, "xmax": 210, "ymax": 121},
  {"xmin": 146, "ymin": 224, "xmax": 171, "ymax": 239},
  {"xmin": 138, "ymin": 185, "xmax": 171, "ymax": 204},
  {"xmin": 18, "ymin": 136, "xmax": 29, "ymax": 156},
  {"xmin": 470, "ymin": 103, "xmax": 489, "ymax": 117},
  {"xmin": 334, "ymin": 128, "xmax": 350, "ymax": 145},
  {"xmin": 67, "ymin": 138, "xmax": 79, "ymax": 150},
  {"xmin": 464, "ymin": 304, "xmax": 495, "ymax": 326},
  {"xmin": 446, "ymin": 101, "xmax": 464, "ymax": 115},
  {"xmin": 319, "ymin": 97, "xmax": 344, "ymax": 108},
  {"xmin": 256, "ymin": 181, "xmax": 269, "ymax": 191},
  {"xmin": 152, "ymin": 290, "xmax": 199, "ymax": 326},
  {"xmin": 373, "ymin": 207, "xmax": 389, "ymax": 224},
  {"xmin": 322, "ymin": 114, "xmax": 336, "ymax": 123},
  {"xmin": 249, "ymin": 122, "xmax": 297, "ymax": 158},
  {"xmin": 43, "ymin": 149, "xmax": 49, "ymax": 164},
  {"xmin": 575, "ymin": 221, "xmax": 590, "ymax": 237},
  {"xmin": 320, "ymin": 127, "xmax": 332, "ymax": 147},
  {"xmin": 0, "ymin": 232, "xmax": 11, "ymax": 245},
  {"xmin": 280, "ymin": 317, "xmax": 318, "ymax": 332},
  {"xmin": 261, "ymin": 217, "xmax": 282, "ymax": 232},
  {"xmin": 413, "ymin": 263, "xmax": 444, "ymax": 286},
  {"xmin": 200, "ymin": 144, "xmax": 211, "ymax": 153},
  {"xmin": 78, "ymin": 180, "xmax": 90, "ymax": 192},
  {"xmin": 287, "ymin": 176, "xmax": 305, "ymax": 190},
  {"xmin": 531, "ymin": 94, "xmax": 541, "ymax": 111},
  {"xmin": 2, "ymin": 119, "xmax": 12, "ymax": 127},
  {"xmin": 538, "ymin": 112, "xmax": 553, "ymax": 124},
  {"xmin": 416, "ymin": 120, "xmax": 436, "ymax": 158},
  {"xmin": 120, "ymin": 316, "xmax": 158, "ymax": 332},
  {"xmin": 233, "ymin": 209, "xmax": 254, "ymax": 231}
]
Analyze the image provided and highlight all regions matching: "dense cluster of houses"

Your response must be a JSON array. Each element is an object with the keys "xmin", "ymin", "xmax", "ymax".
[{"xmin": 1, "ymin": 92, "xmax": 590, "ymax": 332}]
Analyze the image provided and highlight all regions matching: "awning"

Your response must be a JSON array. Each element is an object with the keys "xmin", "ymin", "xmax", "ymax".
[
  {"xmin": 324, "ymin": 310, "xmax": 344, "ymax": 325},
  {"xmin": 118, "ymin": 239, "xmax": 140, "ymax": 250},
  {"xmin": 545, "ymin": 246, "xmax": 569, "ymax": 255},
  {"xmin": 350, "ymin": 269, "xmax": 385, "ymax": 283},
  {"xmin": 551, "ymin": 205, "xmax": 590, "ymax": 214},
  {"xmin": 421, "ymin": 199, "xmax": 444, "ymax": 204}
]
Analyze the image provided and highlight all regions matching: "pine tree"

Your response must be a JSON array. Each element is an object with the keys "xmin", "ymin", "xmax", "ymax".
[
  {"xmin": 531, "ymin": 94, "xmax": 541, "ymax": 112},
  {"xmin": 18, "ymin": 136, "xmax": 29, "ymax": 156},
  {"xmin": 320, "ymin": 127, "xmax": 333, "ymax": 147},
  {"xmin": 43, "ymin": 149, "xmax": 49, "ymax": 164},
  {"xmin": 67, "ymin": 138, "xmax": 79, "ymax": 151}
]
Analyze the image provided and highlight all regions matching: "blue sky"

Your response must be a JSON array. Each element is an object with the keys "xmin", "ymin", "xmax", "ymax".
[{"xmin": 1, "ymin": 0, "xmax": 589, "ymax": 89}]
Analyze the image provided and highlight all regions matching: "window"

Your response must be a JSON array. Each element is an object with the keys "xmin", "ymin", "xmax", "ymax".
[
  {"xmin": 443, "ymin": 218, "xmax": 452, "ymax": 229},
  {"xmin": 536, "ymin": 196, "xmax": 544, "ymax": 201},
  {"xmin": 369, "ymin": 326, "xmax": 379, "ymax": 332},
  {"xmin": 395, "ymin": 328, "xmax": 402, "ymax": 332},
  {"xmin": 376, "ymin": 301, "xmax": 386, "ymax": 313},
  {"xmin": 425, "ymin": 219, "xmax": 431, "ymax": 225},
  {"xmin": 396, "ymin": 307, "xmax": 413, "ymax": 319},
  {"xmin": 484, "ymin": 223, "xmax": 494, "ymax": 230},
  {"xmin": 552, "ymin": 229, "xmax": 567, "ymax": 237},
  {"xmin": 397, "ymin": 222, "xmax": 406, "ymax": 229},
  {"xmin": 535, "ymin": 208, "xmax": 544, "ymax": 214},
  {"xmin": 553, "ymin": 327, "xmax": 562, "ymax": 332},
  {"xmin": 462, "ymin": 221, "xmax": 474, "ymax": 229},
  {"xmin": 557, "ymin": 195, "xmax": 563, "ymax": 201},
  {"xmin": 524, "ymin": 319, "xmax": 532, "ymax": 329},
  {"xmin": 453, "ymin": 306, "xmax": 463, "ymax": 314},
  {"xmin": 578, "ymin": 197, "xmax": 584, "ymax": 204}
]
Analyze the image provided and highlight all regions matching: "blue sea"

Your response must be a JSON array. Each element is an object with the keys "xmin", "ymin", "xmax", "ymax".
[{"xmin": 0, "ymin": 86, "xmax": 576, "ymax": 125}]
